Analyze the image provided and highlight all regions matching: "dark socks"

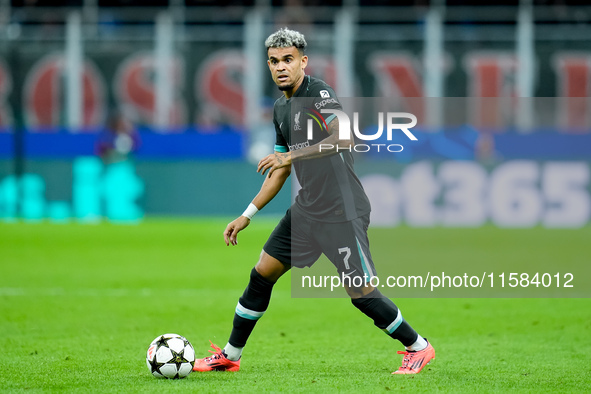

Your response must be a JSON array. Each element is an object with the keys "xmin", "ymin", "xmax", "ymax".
[
  {"xmin": 351, "ymin": 288, "xmax": 419, "ymax": 347},
  {"xmin": 228, "ymin": 267, "xmax": 275, "ymax": 348}
]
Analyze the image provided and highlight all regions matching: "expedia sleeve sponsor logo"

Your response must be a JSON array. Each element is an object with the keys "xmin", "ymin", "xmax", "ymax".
[{"xmin": 315, "ymin": 98, "xmax": 338, "ymax": 110}]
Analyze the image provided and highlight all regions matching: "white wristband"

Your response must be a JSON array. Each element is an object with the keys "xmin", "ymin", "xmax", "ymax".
[{"xmin": 242, "ymin": 203, "xmax": 259, "ymax": 220}]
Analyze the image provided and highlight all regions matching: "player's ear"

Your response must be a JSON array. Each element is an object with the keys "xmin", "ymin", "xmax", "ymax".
[{"xmin": 301, "ymin": 55, "xmax": 308, "ymax": 70}]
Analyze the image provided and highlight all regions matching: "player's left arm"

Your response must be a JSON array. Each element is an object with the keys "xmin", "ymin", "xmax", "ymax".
[{"xmin": 257, "ymin": 117, "xmax": 351, "ymax": 176}]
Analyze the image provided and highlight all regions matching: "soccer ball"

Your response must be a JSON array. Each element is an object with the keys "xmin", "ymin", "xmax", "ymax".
[{"xmin": 146, "ymin": 333, "xmax": 195, "ymax": 379}]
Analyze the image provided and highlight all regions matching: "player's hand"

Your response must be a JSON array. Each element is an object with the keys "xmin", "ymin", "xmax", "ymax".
[
  {"xmin": 223, "ymin": 216, "xmax": 250, "ymax": 246},
  {"xmin": 257, "ymin": 152, "xmax": 291, "ymax": 177}
]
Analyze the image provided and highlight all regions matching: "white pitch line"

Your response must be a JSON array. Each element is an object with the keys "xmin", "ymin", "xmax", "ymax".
[{"xmin": 0, "ymin": 287, "xmax": 205, "ymax": 297}]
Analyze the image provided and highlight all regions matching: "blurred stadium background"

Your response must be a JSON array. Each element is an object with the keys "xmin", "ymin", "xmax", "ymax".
[
  {"xmin": 0, "ymin": 0, "xmax": 589, "ymax": 225},
  {"xmin": 1, "ymin": 2, "xmax": 590, "ymax": 390}
]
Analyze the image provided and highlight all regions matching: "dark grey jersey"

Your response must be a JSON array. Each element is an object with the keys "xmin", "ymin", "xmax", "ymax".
[{"xmin": 273, "ymin": 75, "xmax": 371, "ymax": 223}]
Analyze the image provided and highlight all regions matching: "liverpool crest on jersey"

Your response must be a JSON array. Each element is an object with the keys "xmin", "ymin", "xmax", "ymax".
[{"xmin": 294, "ymin": 111, "xmax": 301, "ymax": 130}]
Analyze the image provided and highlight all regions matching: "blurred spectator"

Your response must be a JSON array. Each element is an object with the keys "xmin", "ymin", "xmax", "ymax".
[
  {"xmin": 274, "ymin": 0, "xmax": 313, "ymax": 27},
  {"xmin": 272, "ymin": 0, "xmax": 342, "ymax": 5},
  {"xmin": 98, "ymin": 0, "xmax": 168, "ymax": 6},
  {"xmin": 185, "ymin": 0, "xmax": 255, "ymax": 5},
  {"xmin": 95, "ymin": 110, "xmax": 141, "ymax": 164},
  {"xmin": 11, "ymin": 0, "xmax": 82, "ymax": 6},
  {"xmin": 360, "ymin": 0, "xmax": 427, "ymax": 5}
]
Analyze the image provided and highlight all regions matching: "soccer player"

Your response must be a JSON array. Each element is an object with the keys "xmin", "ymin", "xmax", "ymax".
[{"xmin": 193, "ymin": 27, "xmax": 435, "ymax": 375}]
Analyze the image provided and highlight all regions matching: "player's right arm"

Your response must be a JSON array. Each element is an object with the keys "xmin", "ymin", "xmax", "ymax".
[{"xmin": 223, "ymin": 162, "xmax": 290, "ymax": 246}]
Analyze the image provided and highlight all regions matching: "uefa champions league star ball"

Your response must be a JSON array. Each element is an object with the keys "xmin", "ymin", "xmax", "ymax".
[{"xmin": 146, "ymin": 333, "xmax": 195, "ymax": 379}]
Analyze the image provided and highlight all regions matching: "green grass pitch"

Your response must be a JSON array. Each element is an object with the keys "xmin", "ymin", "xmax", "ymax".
[{"xmin": 1, "ymin": 219, "xmax": 590, "ymax": 393}]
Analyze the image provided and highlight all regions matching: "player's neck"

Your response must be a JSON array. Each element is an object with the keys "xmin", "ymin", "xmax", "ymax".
[{"xmin": 283, "ymin": 74, "xmax": 306, "ymax": 99}]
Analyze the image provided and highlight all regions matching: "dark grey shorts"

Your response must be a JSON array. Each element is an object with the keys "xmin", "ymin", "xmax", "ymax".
[{"xmin": 263, "ymin": 207, "xmax": 377, "ymax": 281}]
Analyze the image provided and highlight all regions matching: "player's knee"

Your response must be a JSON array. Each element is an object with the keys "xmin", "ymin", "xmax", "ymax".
[
  {"xmin": 254, "ymin": 250, "xmax": 290, "ymax": 283},
  {"xmin": 345, "ymin": 282, "xmax": 376, "ymax": 299}
]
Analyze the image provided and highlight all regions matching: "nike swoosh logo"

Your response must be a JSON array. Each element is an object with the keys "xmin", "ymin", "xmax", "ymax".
[
  {"xmin": 279, "ymin": 122, "xmax": 283, "ymax": 129},
  {"xmin": 342, "ymin": 270, "xmax": 357, "ymax": 277}
]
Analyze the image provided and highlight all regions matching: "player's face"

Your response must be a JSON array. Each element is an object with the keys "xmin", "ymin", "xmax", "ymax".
[{"xmin": 267, "ymin": 46, "xmax": 308, "ymax": 97}]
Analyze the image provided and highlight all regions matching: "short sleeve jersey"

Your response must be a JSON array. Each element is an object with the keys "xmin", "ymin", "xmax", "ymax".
[{"xmin": 273, "ymin": 75, "xmax": 371, "ymax": 223}]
